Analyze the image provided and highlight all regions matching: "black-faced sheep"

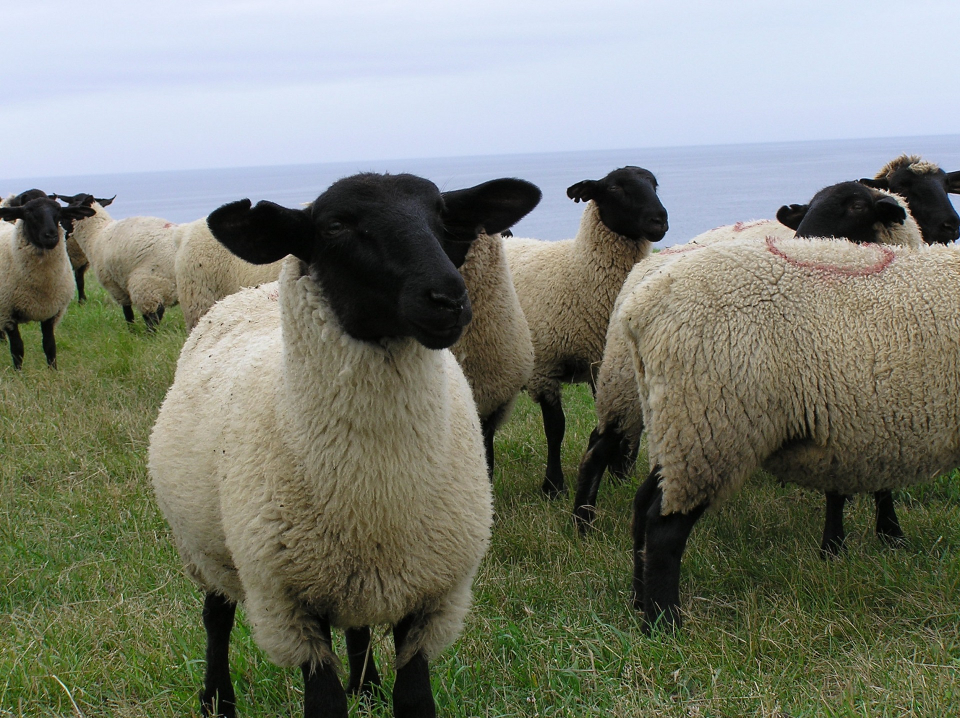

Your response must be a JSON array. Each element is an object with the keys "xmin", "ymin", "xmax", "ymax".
[
  {"xmin": 148, "ymin": 172, "xmax": 541, "ymax": 718},
  {"xmin": 53, "ymin": 193, "xmax": 116, "ymax": 303},
  {"xmin": 504, "ymin": 166, "xmax": 668, "ymax": 497}
]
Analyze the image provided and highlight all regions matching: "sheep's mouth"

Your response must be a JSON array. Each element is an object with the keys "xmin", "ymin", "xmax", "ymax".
[{"xmin": 409, "ymin": 320, "xmax": 465, "ymax": 350}]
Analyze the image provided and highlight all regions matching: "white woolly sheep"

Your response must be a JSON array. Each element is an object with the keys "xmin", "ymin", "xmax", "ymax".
[
  {"xmin": 174, "ymin": 216, "xmax": 286, "ymax": 331},
  {"xmin": 573, "ymin": 181, "xmax": 923, "ymax": 538},
  {"xmin": 148, "ymin": 172, "xmax": 541, "ymax": 718},
  {"xmin": 53, "ymin": 193, "xmax": 117, "ymax": 303},
  {"xmin": 0, "ymin": 198, "xmax": 95, "ymax": 369},
  {"xmin": 620, "ymin": 233, "xmax": 958, "ymax": 632},
  {"xmin": 504, "ymin": 166, "xmax": 668, "ymax": 497},
  {"xmin": 59, "ymin": 194, "xmax": 178, "ymax": 330}
]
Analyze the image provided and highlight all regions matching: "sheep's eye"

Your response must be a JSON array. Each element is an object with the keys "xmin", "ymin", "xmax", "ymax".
[
  {"xmin": 324, "ymin": 221, "xmax": 345, "ymax": 236},
  {"xmin": 849, "ymin": 201, "xmax": 868, "ymax": 213}
]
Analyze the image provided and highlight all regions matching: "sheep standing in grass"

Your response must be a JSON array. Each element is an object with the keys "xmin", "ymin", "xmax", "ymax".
[
  {"xmin": 54, "ymin": 193, "xmax": 117, "ymax": 303},
  {"xmin": 0, "ymin": 198, "xmax": 94, "ymax": 369},
  {"xmin": 620, "ymin": 232, "xmax": 960, "ymax": 632},
  {"xmin": 504, "ymin": 166, "xmax": 668, "ymax": 497},
  {"xmin": 148, "ymin": 172, "xmax": 540, "ymax": 718},
  {"xmin": 174, "ymin": 216, "xmax": 286, "ymax": 331},
  {"xmin": 59, "ymin": 194, "xmax": 178, "ymax": 331},
  {"xmin": 573, "ymin": 182, "xmax": 923, "ymax": 538}
]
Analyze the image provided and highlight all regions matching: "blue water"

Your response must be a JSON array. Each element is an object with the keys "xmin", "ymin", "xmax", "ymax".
[{"xmin": 3, "ymin": 135, "xmax": 959, "ymax": 247}]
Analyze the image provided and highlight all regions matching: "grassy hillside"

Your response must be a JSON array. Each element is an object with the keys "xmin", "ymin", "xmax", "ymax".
[{"xmin": 2, "ymin": 281, "xmax": 959, "ymax": 717}]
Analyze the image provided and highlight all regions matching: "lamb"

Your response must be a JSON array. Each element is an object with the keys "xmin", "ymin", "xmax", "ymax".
[
  {"xmin": 148, "ymin": 172, "xmax": 541, "ymax": 718},
  {"xmin": 451, "ymin": 227, "xmax": 538, "ymax": 477},
  {"xmin": 504, "ymin": 166, "xmax": 668, "ymax": 497},
  {"xmin": 619, "ymin": 231, "xmax": 960, "ymax": 632},
  {"xmin": 174, "ymin": 216, "xmax": 286, "ymax": 331},
  {"xmin": 573, "ymin": 181, "xmax": 923, "ymax": 534},
  {"xmin": 58, "ymin": 194, "xmax": 178, "ymax": 330},
  {"xmin": 0, "ymin": 197, "xmax": 95, "ymax": 369},
  {"xmin": 53, "ymin": 193, "xmax": 117, "ymax": 303}
]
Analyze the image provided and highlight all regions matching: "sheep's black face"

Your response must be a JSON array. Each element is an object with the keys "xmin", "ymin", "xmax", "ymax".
[
  {"xmin": 861, "ymin": 168, "xmax": 960, "ymax": 245},
  {"xmin": 207, "ymin": 172, "xmax": 541, "ymax": 349},
  {"xmin": 52, "ymin": 194, "xmax": 115, "ymax": 239},
  {"xmin": 0, "ymin": 198, "xmax": 95, "ymax": 251},
  {"xmin": 567, "ymin": 166, "xmax": 668, "ymax": 242},
  {"xmin": 784, "ymin": 182, "xmax": 906, "ymax": 244}
]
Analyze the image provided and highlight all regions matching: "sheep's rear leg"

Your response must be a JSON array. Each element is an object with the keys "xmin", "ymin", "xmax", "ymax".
[
  {"xmin": 392, "ymin": 615, "xmax": 436, "ymax": 718},
  {"xmin": 200, "ymin": 592, "xmax": 237, "ymax": 718},
  {"xmin": 481, "ymin": 403, "xmax": 510, "ymax": 480},
  {"xmin": 608, "ymin": 433, "xmax": 639, "ymax": 483},
  {"xmin": 538, "ymin": 394, "xmax": 566, "ymax": 498},
  {"xmin": 302, "ymin": 617, "xmax": 348, "ymax": 718},
  {"xmin": 821, "ymin": 492, "xmax": 848, "ymax": 557},
  {"xmin": 122, "ymin": 305, "xmax": 135, "ymax": 324},
  {"xmin": 631, "ymin": 467, "xmax": 661, "ymax": 610},
  {"xmin": 75, "ymin": 266, "xmax": 87, "ymax": 303},
  {"xmin": 7, "ymin": 324, "xmax": 24, "ymax": 370},
  {"xmin": 573, "ymin": 426, "xmax": 623, "ymax": 533},
  {"xmin": 40, "ymin": 317, "xmax": 57, "ymax": 369},
  {"xmin": 344, "ymin": 626, "xmax": 382, "ymax": 697},
  {"xmin": 874, "ymin": 490, "xmax": 905, "ymax": 546},
  {"xmin": 143, "ymin": 307, "xmax": 163, "ymax": 333}
]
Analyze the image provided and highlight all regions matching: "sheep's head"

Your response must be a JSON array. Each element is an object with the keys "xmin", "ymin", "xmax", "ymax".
[
  {"xmin": 207, "ymin": 172, "xmax": 541, "ymax": 350},
  {"xmin": 777, "ymin": 182, "xmax": 907, "ymax": 244},
  {"xmin": 567, "ymin": 166, "xmax": 668, "ymax": 242},
  {"xmin": 859, "ymin": 159, "xmax": 960, "ymax": 244},
  {"xmin": 0, "ymin": 198, "xmax": 95, "ymax": 250},
  {"xmin": 51, "ymin": 193, "xmax": 115, "ymax": 238}
]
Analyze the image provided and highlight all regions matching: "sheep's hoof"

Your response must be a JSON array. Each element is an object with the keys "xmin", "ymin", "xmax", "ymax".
[
  {"xmin": 540, "ymin": 476, "xmax": 566, "ymax": 499},
  {"xmin": 878, "ymin": 531, "xmax": 907, "ymax": 549},
  {"xmin": 572, "ymin": 506, "xmax": 596, "ymax": 535}
]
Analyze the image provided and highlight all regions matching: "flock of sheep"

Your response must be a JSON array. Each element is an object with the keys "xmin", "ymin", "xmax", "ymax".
[{"xmin": 3, "ymin": 154, "xmax": 959, "ymax": 717}]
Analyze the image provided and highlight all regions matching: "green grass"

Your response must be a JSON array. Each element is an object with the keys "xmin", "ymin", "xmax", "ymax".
[{"xmin": 2, "ymin": 281, "xmax": 960, "ymax": 716}]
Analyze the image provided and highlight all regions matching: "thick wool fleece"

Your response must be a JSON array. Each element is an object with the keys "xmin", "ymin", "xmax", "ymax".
[
  {"xmin": 71, "ymin": 202, "xmax": 178, "ymax": 315},
  {"xmin": 149, "ymin": 257, "xmax": 492, "ymax": 670},
  {"xmin": 505, "ymin": 201, "xmax": 653, "ymax": 402},
  {"xmin": 174, "ymin": 218, "xmax": 285, "ymax": 331},
  {"xmin": 684, "ymin": 218, "xmax": 796, "ymax": 245},
  {"xmin": 620, "ymin": 237, "xmax": 959, "ymax": 516},
  {"xmin": 0, "ymin": 221, "xmax": 74, "ymax": 331},
  {"xmin": 451, "ymin": 232, "xmax": 534, "ymax": 423},
  {"xmin": 875, "ymin": 154, "xmax": 941, "ymax": 180}
]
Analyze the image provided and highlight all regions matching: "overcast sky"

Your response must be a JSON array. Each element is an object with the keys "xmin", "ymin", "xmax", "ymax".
[{"xmin": 3, "ymin": 0, "xmax": 958, "ymax": 178}]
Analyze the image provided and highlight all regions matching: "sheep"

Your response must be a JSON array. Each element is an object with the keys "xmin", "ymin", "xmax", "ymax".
[
  {"xmin": 0, "ymin": 197, "xmax": 95, "ymax": 369},
  {"xmin": 451, "ymin": 229, "xmax": 538, "ymax": 477},
  {"xmin": 618, "ymin": 230, "xmax": 960, "ymax": 632},
  {"xmin": 572, "ymin": 182, "xmax": 923, "ymax": 535},
  {"xmin": 859, "ymin": 154, "xmax": 960, "ymax": 245},
  {"xmin": 148, "ymin": 172, "xmax": 541, "ymax": 718},
  {"xmin": 504, "ymin": 166, "xmax": 668, "ymax": 497},
  {"xmin": 53, "ymin": 193, "xmax": 116, "ymax": 303},
  {"xmin": 174, "ymin": 215, "xmax": 287, "ymax": 332},
  {"xmin": 58, "ymin": 194, "xmax": 178, "ymax": 330}
]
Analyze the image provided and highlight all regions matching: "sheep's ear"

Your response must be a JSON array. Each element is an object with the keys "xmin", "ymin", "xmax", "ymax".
[
  {"xmin": 858, "ymin": 177, "xmax": 889, "ymax": 190},
  {"xmin": 566, "ymin": 179, "xmax": 598, "ymax": 203},
  {"xmin": 776, "ymin": 203, "xmax": 808, "ymax": 230},
  {"xmin": 207, "ymin": 199, "xmax": 313, "ymax": 264},
  {"xmin": 96, "ymin": 195, "xmax": 116, "ymax": 207},
  {"xmin": 61, "ymin": 205, "xmax": 97, "ymax": 220},
  {"xmin": 442, "ymin": 179, "xmax": 541, "ymax": 236},
  {"xmin": 53, "ymin": 193, "xmax": 86, "ymax": 204},
  {"xmin": 0, "ymin": 206, "xmax": 24, "ymax": 223},
  {"xmin": 875, "ymin": 196, "xmax": 907, "ymax": 226},
  {"xmin": 945, "ymin": 171, "xmax": 960, "ymax": 194}
]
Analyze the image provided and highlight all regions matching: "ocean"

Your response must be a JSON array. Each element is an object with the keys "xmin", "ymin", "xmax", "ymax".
[{"xmin": 3, "ymin": 135, "xmax": 959, "ymax": 247}]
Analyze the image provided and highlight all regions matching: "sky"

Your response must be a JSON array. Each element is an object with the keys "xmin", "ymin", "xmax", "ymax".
[{"xmin": 3, "ymin": 0, "xmax": 958, "ymax": 179}]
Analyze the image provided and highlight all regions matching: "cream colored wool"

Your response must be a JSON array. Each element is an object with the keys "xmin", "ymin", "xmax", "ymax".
[
  {"xmin": 451, "ymin": 232, "xmax": 533, "ymax": 423},
  {"xmin": 174, "ymin": 218, "xmax": 284, "ymax": 331},
  {"xmin": 875, "ymin": 154, "xmax": 941, "ymax": 179},
  {"xmin": 593, "ymin": 191, "xmax": 923, "ymax": 450},
  {"xmin": 505, "ymin": 201, "xmax": 654, "ymax": 402},
  {"xmin": 70, "ymin": 202, "xmax": 178, "ymax": 316},
  {"xmin": 620, "ymin": 236, "xmax": 958, "ymax": 517},
  {"xmin": 0, "ymin": 219, "xmax": 73, "ymax": 331},
  {"xmin": 149, "ymin": 257, "xmax": 492, "ymax": 670}
]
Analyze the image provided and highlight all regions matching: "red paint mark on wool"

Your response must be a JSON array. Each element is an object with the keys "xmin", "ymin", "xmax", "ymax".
[
  {"xmin": 267, "ymin": 288, "xmax": 279, "ymax": 301},
  {"xmin": 765, "ymin": 236, "xmax": 895, "ymax": 277},
  {"xmin": 163, "ymin": 222, "xmax": 176, "ymax": 229},
  {"xmin": 733, "ymin": 220, "xmax": 768, "ymax": 233}
]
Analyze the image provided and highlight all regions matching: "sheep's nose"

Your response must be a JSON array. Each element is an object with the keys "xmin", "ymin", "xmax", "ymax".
[
  {"xmin": 942, "ymin": 218, "xmax": 959, "ymax": 240},
  {"xmin": 429, "ymin": 289, "xmax": 468, "ymax": 312}
]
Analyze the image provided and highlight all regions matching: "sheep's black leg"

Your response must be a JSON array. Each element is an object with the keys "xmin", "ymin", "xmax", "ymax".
[
  {"xmin": 642, "ymin": 482, "xmax": 707, "ymax": 634},
  {"xmin": 345, "ymin": 626, "xmax": 382, "ymax": 697},
  {"xmin": 143, "ymin": 310, "xmax": 161, "ymax": 333},
  {"xmin": 538, "ymin": 394, "xmax": 566, "ymax": 498},
  {"xmin": 7, "ymin": 324, "xmax": 24, "ymax": 370},
  {"xmin": 821, "ymin": 492, "xmax": 848, "ymax": 557},
  {"xmin": 609, "ymin": 432, "xmax": 640, "ymax": 483},
  {"xmin": 573, "ymin": 426, "xmax": 621, "ymax": 533},
  {"xmin": 481, "ymin": 403, "xmax": 510, "ymax": 480},
  {"xmin": 157, "ymin": 304, "xmax": 165, "ymax": 321},
  {"xmin": 200, "ymin": 592, "xmax": 237, "ymax": 718},
  {"xmin": 392, "ymin": 615, "xmax": 436, "ymax": 718},
  {"xmin": 122, "ymin": 305, "xmax": 135, "ymax": 324},
  {"xmin": 75, "ymin": 266, "xmax": 87, "ymax": 303},
  {"xmin": 40, "ymin": 317, "xmax": 57, "ymax": 369},
  {"xmin": 302, "ymin": 617, "xmax": 348, "ymax": 718},
  {"xmin": 874, "ymin": 490, "xmax": 905, "ymax": 546},
  {"xmin": 631, "ymin": 467, "xmax": 661, "ymax": 610}
]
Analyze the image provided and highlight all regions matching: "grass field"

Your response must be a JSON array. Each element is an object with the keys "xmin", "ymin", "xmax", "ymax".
[{"xmin": 2, "ymin": 281, "xmax": 960, "ymax": 717}]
